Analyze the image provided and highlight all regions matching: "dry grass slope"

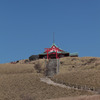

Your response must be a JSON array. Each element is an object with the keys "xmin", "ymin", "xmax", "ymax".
[
  {"xmin": 0, "ymin": 58, "xmax": 93, "ymax": 100},
  {"xmin": 48, "ymin": 95, "xmax": 100, "ymax": 100},
  {"xmin": 52, "ymin": 57, "xmax": 100, "ymax": 92}
]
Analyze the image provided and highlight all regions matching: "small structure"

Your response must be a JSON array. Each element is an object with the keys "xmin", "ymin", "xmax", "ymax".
[{"xmin": 39, "ymin": 43, "xmax": 78, "ymax": 59}]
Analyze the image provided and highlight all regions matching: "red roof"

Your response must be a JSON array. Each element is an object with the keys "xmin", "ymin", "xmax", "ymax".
[{"xmin": 45, "ymin": 43, "xmax": 65, "ymax": 53}]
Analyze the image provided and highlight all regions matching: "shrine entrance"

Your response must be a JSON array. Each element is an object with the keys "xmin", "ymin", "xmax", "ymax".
[{"xmin": 39, "ymin": 43, "xmax": 78, "ymax": 59}]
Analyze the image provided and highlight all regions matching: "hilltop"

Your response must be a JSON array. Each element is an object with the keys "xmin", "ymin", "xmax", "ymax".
[{"xmin": 0, "ymin": 57, "xmax": 100, "ymax": 100}]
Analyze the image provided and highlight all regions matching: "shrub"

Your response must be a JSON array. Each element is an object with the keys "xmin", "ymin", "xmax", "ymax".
[
  {"xmin": 34, "ymin": 63, "xmax": 41, "ymax": 73},
  {"xmin": 29, "ymin": 55, "xmax": 39, "ymax": 61},
  {"xmin": 24, "ymin": 60, "xmax": 29, "ymax": 63}
]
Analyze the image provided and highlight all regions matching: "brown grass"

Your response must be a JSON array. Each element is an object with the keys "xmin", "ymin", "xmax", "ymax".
[
  {"xmin": 0, "ymin": 64, "xmax": 35, "ymax": 74},
  {"xmin": 0, "ymin": 59, "xmax": 92, "ymax": 100},
  {"xmin": 0, "ymin": 73, "xmax": 92, "ymax": 100},
  {"xmin": 47, "ymin": 95, "xmax": 100, "ymax": 100},
  {"xmin": 52, "ymin": 57, "xmax": 100, "ymax": 92}
]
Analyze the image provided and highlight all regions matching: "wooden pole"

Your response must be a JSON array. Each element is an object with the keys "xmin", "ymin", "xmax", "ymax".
[{"xmin": 56, "ymin": 49, "xmax": 58, "ymax": 59}]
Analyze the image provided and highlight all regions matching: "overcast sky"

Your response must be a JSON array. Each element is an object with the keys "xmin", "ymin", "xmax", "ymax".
[{"xmin": 0, "ymin": 0, "xmax": 100, "ymax": 63}]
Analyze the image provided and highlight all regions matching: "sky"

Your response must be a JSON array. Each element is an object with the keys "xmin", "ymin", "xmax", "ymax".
[{"xmin": 0, "ymin": 0, "xmax": 100, "ymax": 63}]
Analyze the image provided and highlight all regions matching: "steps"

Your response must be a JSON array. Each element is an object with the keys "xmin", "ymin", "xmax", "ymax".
[{"xmin": 45, "ymin": 59, "xmax": 60, "ymax": 77}]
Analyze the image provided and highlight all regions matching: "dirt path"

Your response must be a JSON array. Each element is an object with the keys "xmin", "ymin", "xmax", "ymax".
[
  {"xmin": 40, "ymin": 77, "xmax": 97, "ymax": 94},
  {"xmin": 40, "ymin": 77, "xmax": 68, "ymax": 88}
]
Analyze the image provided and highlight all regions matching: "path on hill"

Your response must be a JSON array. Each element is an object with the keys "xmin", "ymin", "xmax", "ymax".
[
  {"xmin": 40, "ymin": 77, "xmax": 68, "ymax": 88},
  {"xmin": 40, "ymin": 77, "xmax": 97, "ymax": 94}
]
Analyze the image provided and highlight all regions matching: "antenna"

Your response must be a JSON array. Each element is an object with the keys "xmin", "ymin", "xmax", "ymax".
[{"xmin": 53, "ymin": 32, "xmax": 55, "ymax": 44}]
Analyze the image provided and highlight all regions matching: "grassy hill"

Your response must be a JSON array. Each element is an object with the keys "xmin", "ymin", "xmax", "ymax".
[
  {"xmin": 52, "ymin": 57, "xmax": 100, "ymax": 92},
  {"xmin": 0, "ymin": 57, "xmax": 100, "ymax": 100}
]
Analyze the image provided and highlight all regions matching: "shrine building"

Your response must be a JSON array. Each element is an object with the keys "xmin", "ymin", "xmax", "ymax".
[{"xmin": 39, "ymin": 43, "xmax": 78, "ymax": 59}]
